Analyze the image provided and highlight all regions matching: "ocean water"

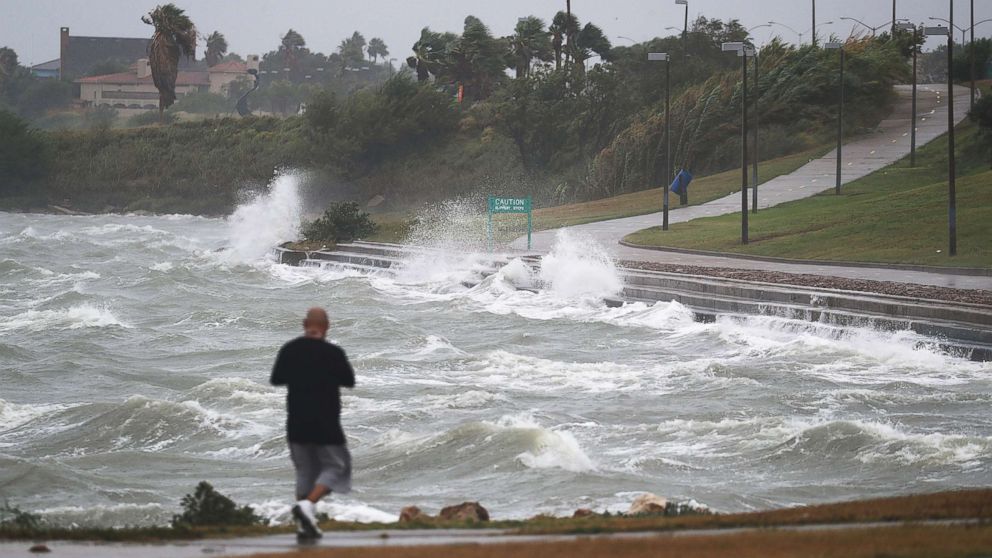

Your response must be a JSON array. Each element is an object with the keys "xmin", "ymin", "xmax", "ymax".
[{"xmin": 1, "ymin": 175, "xmax": 990, "ymax": 527}]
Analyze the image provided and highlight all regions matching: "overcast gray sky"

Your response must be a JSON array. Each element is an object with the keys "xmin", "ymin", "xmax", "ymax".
[{"xmin": 3, "ymin": 0, "xmax": 991, "ymax": 66}]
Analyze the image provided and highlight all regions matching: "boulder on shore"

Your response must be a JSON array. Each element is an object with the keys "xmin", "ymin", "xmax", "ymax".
[
  {"xmin": 399, "ymin": 505, "xmax": 431, "ymax": 523},
  {"xmin": 572, "ymin": 508, "xmax": 596, "ymax": 518},
  {"xmin": 628, "ymin": 493, "xmax": 668, "ymax": 516},
  {"xmin": 439, "ymin": 502, "xmax": 490, "ymax": 522}
]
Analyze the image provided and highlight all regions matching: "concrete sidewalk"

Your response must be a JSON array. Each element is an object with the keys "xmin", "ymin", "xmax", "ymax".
[{"xmin": 512, "ymin": 85, "xmax": 989, "ymax": 291}]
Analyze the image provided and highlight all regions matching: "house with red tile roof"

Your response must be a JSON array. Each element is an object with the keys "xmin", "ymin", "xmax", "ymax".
[{"xmin": 75, "ymin": 56, "xmax": 258, "ymax": 114}]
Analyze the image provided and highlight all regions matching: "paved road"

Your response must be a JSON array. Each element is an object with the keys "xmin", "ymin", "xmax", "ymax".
[{"xmin": 512, "ymin": 85, "xmax": 990, "ymax": 290}]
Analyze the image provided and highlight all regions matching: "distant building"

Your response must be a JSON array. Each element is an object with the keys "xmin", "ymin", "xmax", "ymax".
[
  {"xmin": 75, "ymin": 57, "xmax": 259, "ymax": 115},
  {"xmin": 30, "ymin": 59, "xmax": 61, "ymax": 79},
  {"xmin": 56, "ymin": 27, "xmax": 199, "ymax": 80}
]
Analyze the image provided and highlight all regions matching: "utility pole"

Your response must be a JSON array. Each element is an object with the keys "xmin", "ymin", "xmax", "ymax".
[
  {"xmin": 752, "ymin": 51, "xmax": 759, "ymax": 213},
  {"xmin": 949, "ymin": 0, "xmax": 957, "ymax": 256},
  {"xmin": 741, "ymin": 48, "xmax": 749, "ymax": 244},
  {"xmin": 648, "ymin": 53, "xmax": 672, "ymax": 230},
  {"xmin": 676, "ymin": 0, "xmax": 689, "ymax": 61},
  {"xmin": 896, "ymin": 22, "xmax": 918, "ymax": 167},
  {"xmin": 971, "ymin": 0, "xmax": 976, "ymax": 109},
  {"xmin": 812, "ymin": 0, "xmax": 817, "ymax": 47},
  {"xmin": 825, "ymin": 42, "xmax": 844, "ymax": 194},
  {"xmin": 892, "ymin": 0, "xmax": 897, "ymax": 35},
  {"xmin": 723, "ymin": 42, "xmax": 749, "ymax": 244}
]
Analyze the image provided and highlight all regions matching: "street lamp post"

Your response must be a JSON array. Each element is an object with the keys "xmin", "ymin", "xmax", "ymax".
[
  {"xmin": 925, "ymin": 18, "xmax": 955, "ymax": 257},
  {"xmin": 812, "ymin": 0, "xmax": 816, "ymax": 47},
  {"xmin": 892, "ymin": 0, "xmax": 897, "ymax": 35},
  {"xmin": 748, "ymin": 24, "xmax": 771, "ymax": 213},
  {"xmin": 723, "ymin": 42, "xmax": 749, "ymax": 244},
  {"xmin": 931, "ymin": 15, "xmax": 992, "ymax": 110},
  {"xmin": 825, "ymin": 42, "xmax": 845, "ymax": 195},
  {"xmin": 648, "ymin": 52, "xmax": 672, "ymax": 230},
  {"xmin": 895, "ymin": 22, "xmax": 917, "ymax": 167},
  {"xmin": 768, "ymin": 21, "xmax": 801, "ymax": 45},
  {"xmin": 840, "ymin": 17, "xmax": 894, "ymax": 37},
  {"xmin": 805, "ymin": 21, "xmax": 835, "ymax": 46},
  {"xmin": 676, "ymin": 0, "xmax": 688, "ymax": 60}
]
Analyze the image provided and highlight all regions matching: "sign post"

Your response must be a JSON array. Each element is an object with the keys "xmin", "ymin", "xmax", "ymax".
[{"xmin": 487, "ymin": 196, "xmax": 532, "ymax": 251}]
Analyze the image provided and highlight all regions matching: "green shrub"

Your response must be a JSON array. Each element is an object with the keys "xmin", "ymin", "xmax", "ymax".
[
  {"xmin": 171, "ymin": 91, "xmax": 233, "ymax": 115},
  {"xmin": 170, "ymin": 481, "xmax": 266, "ymax": 528},
  {"xmin": 0, "ymin": 109, "xmax": 50, "ymax": 194},
  {"xmin": 126, "ymin": 110, "xmax": 177, "ymax": 127},
  {"xmin": 302, "ymin": 201, "xmax": 377, "ymax": 242}
]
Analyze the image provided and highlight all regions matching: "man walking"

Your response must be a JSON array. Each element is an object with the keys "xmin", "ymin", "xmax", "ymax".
[{"xmin": 271, "ymin": 307, "xmax": 356, "ymax": 540}]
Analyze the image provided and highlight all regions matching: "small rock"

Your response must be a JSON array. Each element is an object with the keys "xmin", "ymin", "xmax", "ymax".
[
  {"xmin": 628, "ymin": 493, "xmax": 668, "ymax": 516},
  {"xmin": 28, "ymin": 544, "xmax": 51, "ymax": 553},
  {"xmin": 572, "ymin": 508, "xmax": 595, "ymax": 518},
  {"xmin": 439, "ymin": 502, "xmax": 489, "ymax": 522},
  {"xmin": 399, "ymin": 505, "xmax": 431, "ymax": 523}
]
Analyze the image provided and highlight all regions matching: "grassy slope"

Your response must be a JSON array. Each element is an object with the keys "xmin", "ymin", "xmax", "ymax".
[
  {"xmin": 531, "ymin": 146, "xmax": 830, "ymax": 231},
  {"xmin": 624, "ymin": 123, "xmax": 992, "ymax": 268},
  {"xmin": 364, "ymin": 146, "xmax": 830, "ymax": 243}
]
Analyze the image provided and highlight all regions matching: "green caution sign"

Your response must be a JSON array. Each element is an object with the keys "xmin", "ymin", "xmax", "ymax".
[{"xmin": 487, "ymin": 196, "xmax": 532, "ymax": 250}]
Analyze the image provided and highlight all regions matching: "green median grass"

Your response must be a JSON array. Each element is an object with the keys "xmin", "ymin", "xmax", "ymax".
[
  {"xmin": 362, "ymin": 146, "xmax": 830, "ymax": 243},
  {"xmin": 531, "ymin": 146, "xmax": 830, "ymax": 231},
  {"xmin": 624, "ymin": 122, "xmax": 992, "ymax": 269}
]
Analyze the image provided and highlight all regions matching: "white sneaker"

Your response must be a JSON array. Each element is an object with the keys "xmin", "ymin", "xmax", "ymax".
[{"xmin": 292, "ymin": 500, "xmax": 322, "ymax": 539}]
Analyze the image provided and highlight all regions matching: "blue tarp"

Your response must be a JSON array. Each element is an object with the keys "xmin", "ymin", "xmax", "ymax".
[{"xmin": 670, "ymin": 169, "xmax": 693, "ymax": 195}]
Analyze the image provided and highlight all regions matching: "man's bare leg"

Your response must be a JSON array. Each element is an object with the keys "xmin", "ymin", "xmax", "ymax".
[{"xmin": 306, "ymin": 484, "xmax": 331, "ymax": 503}]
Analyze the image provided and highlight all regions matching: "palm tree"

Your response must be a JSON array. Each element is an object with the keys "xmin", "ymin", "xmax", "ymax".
[
  {"xmin": 549, "ymin": 11, "xmax": 578, "ymax": 70},
  {"xmin": 141, "ymin": 4, "xmax": 196, "ymax": 121},
  {"xmin": 450, "ymin": 16, "xmax": 506, "ymax": 100},
  {"xmin": 406, "ymin": 27, "xmax": 457, "ymax": 82},
  {"xmin": 572, "ymin": 22, "xmax": 611, "ymax": 71},
  {"xmin": 509, "ymin": 16, "xmax": 552, "ymax": 78},
  {"xmin": 281, "ymin": 29, "xmax": 306, "ymax": 51},
  {"xmin": 279, "ymin": 29, "xmax": 307, "ymax": 80},
  {"xmin": 338, "ymin": 31, "xmax": 367, "ymax": 69},
  {"xmin": 367, "ymin": 37, "xmax": 389, "ymax": 64},
  {"xmin": 204, "ymin": 31, "xmax": 227, "ymax": 67}
]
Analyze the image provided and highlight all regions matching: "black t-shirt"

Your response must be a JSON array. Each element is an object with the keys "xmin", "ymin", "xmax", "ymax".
[{"xmin": 270, "ymin": 337, "xmax": 356, "ymax": 444}]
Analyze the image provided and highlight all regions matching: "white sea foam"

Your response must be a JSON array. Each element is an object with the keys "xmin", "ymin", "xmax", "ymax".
[
  {"xmin": 538, "ymin": 229, "xmax": 622, "ymax": 299},
  {"xmin": 222, "ymin": 171, "xmax": 302, "ymax": 264},
  {"xmin": 0, "ymin": 399, "xmax": 66, "ymax": 433},
  {"xmin": 253, "ymin": 498, "xmax": 397, "ymax": 525},
  {"xmin": 0, "ymin": 304, "xmax": 128, "ymax": 332},
  {"xmin": 495, "ymin": 415, "xmax": 597, "ymax": 473}
]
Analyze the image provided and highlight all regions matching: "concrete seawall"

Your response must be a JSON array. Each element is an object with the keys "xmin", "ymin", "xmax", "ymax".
[{"xmin": 274, "ymin": 242, "xmax": 992, "ymax": 361}]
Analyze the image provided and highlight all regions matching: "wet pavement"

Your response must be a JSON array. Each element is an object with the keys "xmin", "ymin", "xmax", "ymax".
[{"xmin": 512, "ymin": 85, "xmax": 989, "ymax": 290}]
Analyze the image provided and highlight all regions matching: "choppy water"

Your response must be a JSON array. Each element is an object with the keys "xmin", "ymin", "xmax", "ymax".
[{"xmin": 1, "ymin": 177, "xmax": 990, "ymax": 527}]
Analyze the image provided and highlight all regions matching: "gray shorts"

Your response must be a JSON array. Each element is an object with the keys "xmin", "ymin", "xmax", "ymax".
[{"xmin": 289, "ymin": 443, "xmax": 352, "ymax": 497}]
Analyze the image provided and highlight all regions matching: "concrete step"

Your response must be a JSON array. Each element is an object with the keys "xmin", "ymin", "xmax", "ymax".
[
  {"xmin": 622, "ymin": 283, "xmax": 992, "ymax": 346},
  {"xmin": 621, "ymin": 271, "xmax": 992, "ymax": 329}
]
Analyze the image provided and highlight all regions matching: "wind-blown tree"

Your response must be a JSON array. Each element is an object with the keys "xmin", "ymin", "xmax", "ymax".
[
  {"xmin": 141, "ymin": 4, "xmax": 197, "ymax": 120},
  {"xmin": 549, "ymin": 11, "xmax": 579, "ymax": 70},
  {"xmin": 508, "ymin": 16, "xmax": 552, "ymax": 78},
  {"xmin": 0, "ymin": 47, "xmax": 19, "ymax": 97},
  {"xmin": 572, "ymin": 22, "xmax": 611, "ymax": 72},
  {"xmin": 367, "ymin": 37, "xmax": 389, "ymax": 64},
  {"xmin": 339, "ymin": 31, "xmax": 367, "ymax": 69},
  {"xmin": 446, "ymin": 16, "xmax": 507, "ymax": 100},
  {"xmin": 204, "ymin": 31, "xmax": 228, "ymax": 67},
  {"xmin": 406, "ymin": 27, "xmax": 458, "ymax": 82},
  {"xmin": 278, "ymin": 29, "xmax": 309, "ymax": 81}
]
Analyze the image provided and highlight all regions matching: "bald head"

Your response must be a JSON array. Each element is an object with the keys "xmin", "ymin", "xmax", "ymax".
[{"xmin": 303, "ymin": 307, "xmax": 329, "ymax": 339}]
